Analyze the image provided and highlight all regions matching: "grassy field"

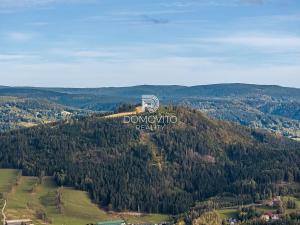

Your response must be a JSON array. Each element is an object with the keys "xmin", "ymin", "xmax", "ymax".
[
  {"xmin": 0, "ymin": 169, "xmax": 171, "ymax": 225},
  {"xmin": 5, "ymin": 176, "xmax": 109, "ymax": 225},
  {"xmin": 282, "ymin": 196, "xmax": 300, "ymax": 214},
  {"xmin": 0, "ymin": 169, "xmax": 20, "ymax": 194},
  {"xmin": 217, "ymin": 208, "xmax": 237, "ymax": 220}
]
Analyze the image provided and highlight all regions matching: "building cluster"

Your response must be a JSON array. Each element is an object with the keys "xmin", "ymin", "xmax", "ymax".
[
  {"xmin": 228, "ymin": 196, "xmax": 283, "ymax": 224},
  {"xmin": 260, "ymin": 212, "xmax": 280, "ymax": 222}
]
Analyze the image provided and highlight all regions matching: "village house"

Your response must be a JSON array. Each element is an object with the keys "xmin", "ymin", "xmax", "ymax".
[
  {"xmin": 260, "ymin": 212, "xmax": 280, "ymax": 222},
  {"xmin": 263, "ymin": 196, "xmax": 282, "ymax": 207},
  {"xmin": 5, "ymin": 219, "xmax": 34, "ymax": 225}
]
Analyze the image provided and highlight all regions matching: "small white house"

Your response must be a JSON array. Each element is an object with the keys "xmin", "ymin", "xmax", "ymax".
[{"xmin": 5, "ymin": 219, "xmax": 33, "ymax": 225}]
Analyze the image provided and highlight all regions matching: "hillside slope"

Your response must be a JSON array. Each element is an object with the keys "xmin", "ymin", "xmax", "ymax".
[
  {"xmin": 0, "ymin": 170, "xmax": 169, "ymax": 225},
  {"xmin": 0, "ymin": 107, "xmax": 300, "ymax": 215},
  {"xmin": 0, "ymin": 96, "xmax": 91, "ymax": 132}
]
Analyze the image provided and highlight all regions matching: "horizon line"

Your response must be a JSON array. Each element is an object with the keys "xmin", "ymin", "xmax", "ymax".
[{"xmin": 0, "ymin": 82, "xmax": 299, "ymax": 89}]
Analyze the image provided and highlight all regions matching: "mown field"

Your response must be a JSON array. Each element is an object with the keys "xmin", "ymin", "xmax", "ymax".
[
  {"xmin": 0, "ymin": 169, "xmax": 20, "ymax": 194},
  {"xmin": 0, "ymin": 169, "xmax": 170, "ymax": 225}
]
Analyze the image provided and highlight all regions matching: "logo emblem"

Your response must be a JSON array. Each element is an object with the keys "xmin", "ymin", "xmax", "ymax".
[{"xmin": 142, "ymin": 95, "xmax": 159, "ymax": 113}]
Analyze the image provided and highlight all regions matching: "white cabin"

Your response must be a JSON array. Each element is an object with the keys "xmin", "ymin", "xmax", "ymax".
[{"xmin": 5, "ymin": 219, "xmax": 33, "ymax": 225}]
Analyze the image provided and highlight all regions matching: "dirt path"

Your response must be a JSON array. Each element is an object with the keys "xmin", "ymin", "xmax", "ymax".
[
  {"xmin": 104, "ymin": 106, "xmax": 143, "ymax": 119},
  {"xmin": 104, "ymin": 111, "xmax": 137, "ymax": 119},
  {"xmin": 1, "ymin": 200, "xmax": 6, "ymax": 225}
]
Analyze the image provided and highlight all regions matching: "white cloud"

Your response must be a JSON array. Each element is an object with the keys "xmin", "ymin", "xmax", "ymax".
[
  {"xmin": 198, "ymin": 33, "xmax": 300, "ymax": 49},
  {"xmin": 48, "ymin": 48, "xmax": 125, "ymax": 59},
  {"xmin": 160, "ymin": 0, "xmax": 281, "ymax": 8},
  {"xmin": 240, "ymin": 0, "xmax": 266, "ymax": 5},
  {"xmin": 0, "ymin": 54, "xmax": 26, "ymax": 60},
  {"xmin": 27, "ymin": 22, "xmax": 49, "ymax": 26},
  {"xmin": 0, "ymin": 0, "xmax": 94, "ymax": 9},
  {"xmin": 0, "ymin": 53, "xmax": 37, "ymax": 61},
  {"xmin": 4, "ymin": 32, "xmax": 36, "ymax": 41},
  {"xmin": 244, "ymin": 14, "xmax": 300, "ymax": 22},
  {"xmin": 0, "ymin": 0, "xmax": 56, "ymax": 8},
  {"xmin": 71, "ymin": 50, "xmax": 120, "ymax": 58}
]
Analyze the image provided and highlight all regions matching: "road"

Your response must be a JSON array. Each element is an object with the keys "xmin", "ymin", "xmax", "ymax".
[
  {"xmin": 1, "ymin": 200, "xmax": 6, "ymax": 225},
  {"xmin": 104, "ymin": 106, "xmax": 143, "ymax": 119}
]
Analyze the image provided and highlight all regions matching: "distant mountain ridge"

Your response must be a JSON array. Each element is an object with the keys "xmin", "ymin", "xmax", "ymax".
[
  {"xmin": 2, "ymin": 83, "xmax": 300, "ymax": 99},
  {"xmin": 1, "ymin": 83, "xmax": 300, "ymax": 96},
  {"xmin": 0, "ymin": 83, "xmax": 300, "ymax": 137}
]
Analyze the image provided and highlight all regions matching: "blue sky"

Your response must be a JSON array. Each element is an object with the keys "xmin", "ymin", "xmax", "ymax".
[{"xmin": 0, "ymin": 0, "xmax": 300, "ymax": 87}]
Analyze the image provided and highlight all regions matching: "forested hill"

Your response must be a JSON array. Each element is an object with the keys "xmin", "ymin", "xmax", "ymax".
[{"xmin": 0, "ymin": 107, "xmax": 300, "ymax": 215}]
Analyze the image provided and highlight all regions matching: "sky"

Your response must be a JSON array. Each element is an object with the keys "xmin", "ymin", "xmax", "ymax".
[{"xmin": 0, "ymin": 0, "xmax": 300, "ymax": 88}]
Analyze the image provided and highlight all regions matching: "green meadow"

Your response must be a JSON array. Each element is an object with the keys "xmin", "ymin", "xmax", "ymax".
[{"xmin": 0, "ymin": 169, "xmax": 170, "ymax": 225}]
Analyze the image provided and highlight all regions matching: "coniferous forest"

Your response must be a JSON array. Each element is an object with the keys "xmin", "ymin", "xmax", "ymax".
[{"xmin": 0, "ymin": 107, "xmax": 300, "ymax": 216}]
